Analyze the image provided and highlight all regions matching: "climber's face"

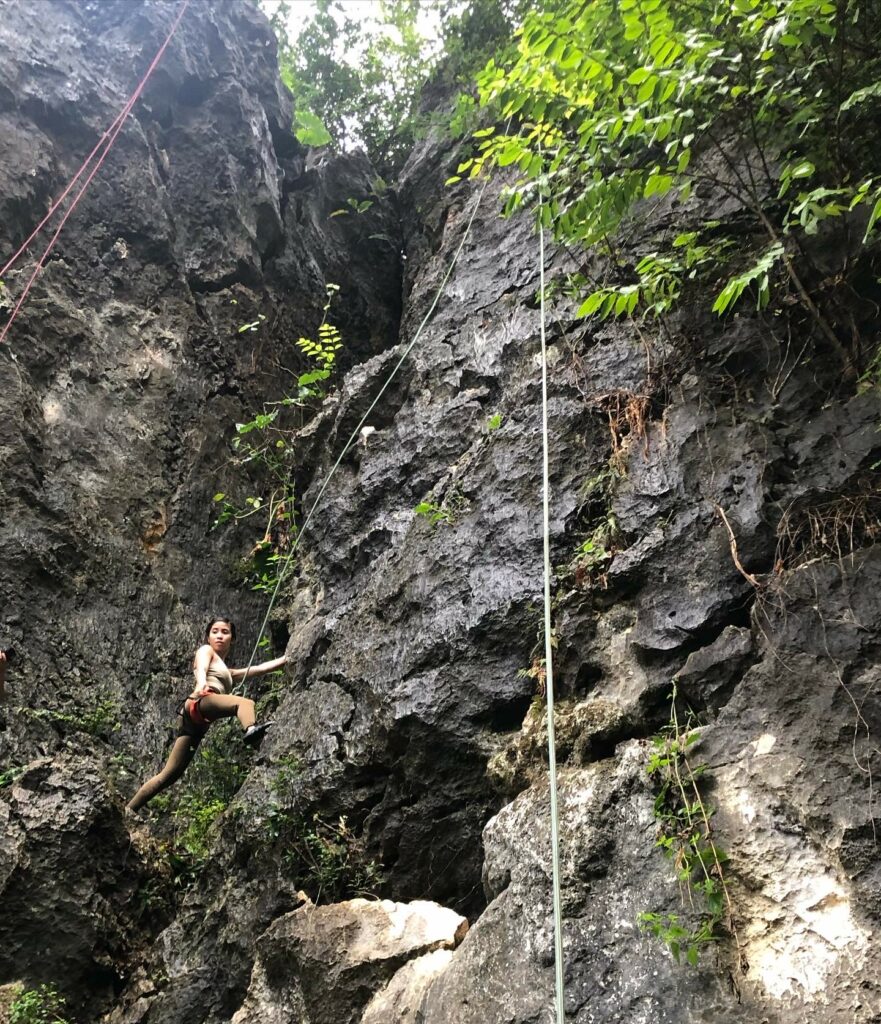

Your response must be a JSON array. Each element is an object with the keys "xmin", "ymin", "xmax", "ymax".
[{"xmin": 207, "ymin": 620, "xmax": 233, "ymax": 657}]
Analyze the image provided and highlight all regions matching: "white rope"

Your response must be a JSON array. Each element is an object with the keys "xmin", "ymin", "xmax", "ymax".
[
  {"xmin": 237, "ymin": 172, "xmax": 494, "ymax": 689},
  {"xmin": 537, "ymin": 152, "xmax": 566, "ymax": 1023}
]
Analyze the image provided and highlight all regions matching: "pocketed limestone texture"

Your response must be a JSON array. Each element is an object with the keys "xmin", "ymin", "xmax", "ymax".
[{"xmin": 0, "ymin": 2, "xmax": 879, "ymax": 1023}]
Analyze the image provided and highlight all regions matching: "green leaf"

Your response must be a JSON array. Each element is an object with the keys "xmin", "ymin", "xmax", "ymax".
[
  {"xmin": 496, "ymin": 142, "xmax": 523, "ymax": 167},
  {"xmin": 840, "ymin": 81, "xmax": 881, "ymax": 113},
  {"xmin": 712, "ymin": 243, "xmax": 784, "ymax": 315},
  {"xmin": 627, "ymin": 67, "xmax": 651, "ymax": 85},
  {"xmin": 294, "ymin": 110, "xmax": 332, "ymax": 148},
  {"xmin": 298, "ymin": 369, "xmax": 331, "ymax": 386},
  {"xmin": 644, "ymin": 173, "xmax": 673, "ymax": 198},
  {"xmin": 624, "ymin": 15, "xmax": 644, "ymax": 39},
  {"xmin": 577, "ymin": 291, "xmax": 607, "ymax": 317},
  {"xmin": 790, "ymin": 160, "xmax": 815, "ymax": 180},
  {"xmin": 863, "ymin": 194, "xmax": 881, "ymax": 242},
  {"xmin": 637, "ymin": 77, "xmax": 657, "ymax": 104}
]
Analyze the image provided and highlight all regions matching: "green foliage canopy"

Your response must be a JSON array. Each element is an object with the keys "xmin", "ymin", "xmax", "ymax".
[
  {"xmin": 461, "ymin": 0, "xmax": 881, "ymax": 337},
  {"xmin": 265, "ymin": 0, "xmax": 524, "ymax": 171}
]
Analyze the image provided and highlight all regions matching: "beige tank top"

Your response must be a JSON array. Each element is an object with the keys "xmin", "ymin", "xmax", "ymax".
[{"xmin": 204, "ymin": 662, "xmax": 233, "ymax": 694}]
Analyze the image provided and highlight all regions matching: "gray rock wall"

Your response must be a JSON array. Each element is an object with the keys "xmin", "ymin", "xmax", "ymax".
[
  {"xmin": 0, "ymin": 0, "xmax": 400, "ymax": 774},
  {"xmin": 0, "ymin": 2, "xmax": 879, "ymax": 1024}
]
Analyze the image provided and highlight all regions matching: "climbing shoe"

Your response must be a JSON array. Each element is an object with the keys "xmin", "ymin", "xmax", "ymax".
[{"xmin": 243, "ymin": 722, "xmax": 273, "ymax": 748}]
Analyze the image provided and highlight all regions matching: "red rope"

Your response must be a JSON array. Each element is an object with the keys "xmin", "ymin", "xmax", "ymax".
[
  {"xmin": 0, "ymin": 0, "xmax": 190, "ymax": 346},
  {"xmin": 0, "ymin": 112, "xmax": 128, "ymax": 280}
]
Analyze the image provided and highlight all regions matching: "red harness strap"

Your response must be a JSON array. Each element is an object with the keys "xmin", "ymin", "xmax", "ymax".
[{"xmin": 185, "ymin": 687, "xmax": 215, "ymax": 728}]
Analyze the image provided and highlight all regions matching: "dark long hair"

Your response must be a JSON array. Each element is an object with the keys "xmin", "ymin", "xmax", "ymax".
[{"xmin": 204, "ymin": 616, "xmax": 236, "ymax": 642}]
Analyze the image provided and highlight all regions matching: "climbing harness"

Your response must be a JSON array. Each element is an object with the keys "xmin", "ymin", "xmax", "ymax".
[
  {"xmin": 2, "ymin": 11, "xmax": 568, "ymax": 1006},
  {"xmin": 0, "ymin": 0, "xmax": 190, "ymax": 346},
  {"xmin": 230, "ymin": 130, "xmax": 567, "ymax": 1016},
  {"xmin": 177, "ymin": 694, "xmax": 210, "ymax": 741},
  {"xmin": 183, "ymin": 690, "xmax": 212, "ymax": 728},
  {"xmin": 234, "ymin": 133, "xmax": 568, "ymax": 1018},
  {"xmin": 537, "ymin": 150, "xmax": 566, "ymax": 1024}
]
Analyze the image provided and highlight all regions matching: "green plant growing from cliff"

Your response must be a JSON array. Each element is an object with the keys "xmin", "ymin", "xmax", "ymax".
[
  {"xmin": 518, "ymin": 622, "xmax": 559, "ymax": 700},
  {"xmin": 298, "ymin": 813, "xmax": 383, "ymax": 899},
  {"xmin": 172, "ymin": 793, "xmax": 229, "ymax": 862},
  {"xmin": 296, "ymin": 319, "xmax": 342, "ymax": 384},
  {"xmin": 16, "ymin": 697, "xmax": 119, "ymax": 738},
  {"xmin": 9, "ymin": 985, "xmax": 70, "ymax": 1024},
  {"xmin": 414, "ymin": 499, "xmax": 452, "ymax": 526},
  {"xmin": 571, "ymin": 511, "xmax": 623, "ymax": 590},
  {"xmin": 414, "ymin": 487, "xmax": 471, "ymax": 528},
  {"xmin": 237, "ymin": 313, "xmax": 267, "ymax": 334},
  {"xmin": 558, "ymin": 457, "xmax": 627, "ymax": 590},
  {"xmin": 0, "ymin": 764, "xmax": 24, "ymax": 788},
  {"xmin": 146, "ymin": 725, "xmax": 250, "ymax": 888},
  {"xmin": 330, "ymin": 196, "xmax": 375, "ymax": 217},
  {"xmin": 214, "ymin": 284, "xmax": 345, "ymax": 597},
  {"xmin": 295, "ymin": 811, "xmax": 381, "ymax": 901},
  {"xmin": 264, "ymin": 807, "xmax": 384, "ymax": 902},
  {"xmin": 269, "ymin": 753, "xmax": 303, "ymax": 799},
  {"xmin": 638, "ymin": 686, "xmax": 736, "ymax": 966},
  {"xmin": 457, "ymin": 0, "xmax": 881, "ymax": 377},
  {"xmin": 132, "ymin": 875, "xmax": 172, "ymax": 924}
]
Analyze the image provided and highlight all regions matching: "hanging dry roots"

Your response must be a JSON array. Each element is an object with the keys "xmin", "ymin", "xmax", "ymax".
[
  {"xmin": 592, "ymin": 389, "xmax": 652, "ymax": 474},
  {"xmin": 774, "ymin": 487, "xmax": 881, "ymax": 572},
  {"xmin": 713, "ymin": 503, "xmax": 763, "ymax": 590}
]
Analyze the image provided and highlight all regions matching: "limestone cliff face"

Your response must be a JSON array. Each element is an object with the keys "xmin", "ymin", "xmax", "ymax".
[{"xmin": 1, "ymin": 3, "xmax": 880, "ymax": 1024}]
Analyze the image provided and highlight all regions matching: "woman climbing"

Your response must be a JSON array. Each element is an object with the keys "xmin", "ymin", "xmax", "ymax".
[{"xmin": 126, "ymin": 616, "xmax": 286, "ymax": 812}]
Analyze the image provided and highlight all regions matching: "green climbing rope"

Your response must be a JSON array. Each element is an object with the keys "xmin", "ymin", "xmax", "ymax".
[{"xmin": 537, "ymin": 151, "xmax": 567, "ymax": 1023}]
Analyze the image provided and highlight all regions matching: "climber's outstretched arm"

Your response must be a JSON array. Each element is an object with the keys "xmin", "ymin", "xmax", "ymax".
[{"xmin": 230, "ymin": 654, "xmax": 288, "ymax": 682}]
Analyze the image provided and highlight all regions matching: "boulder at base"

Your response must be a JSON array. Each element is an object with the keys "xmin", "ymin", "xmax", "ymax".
[
  {"xmin": 0, "ymin": 754, "xmax": 147, "ymax": 1013},
  {"xmin": 232, "ymin": 896, "xmax": 467, "ymax": 1024}
]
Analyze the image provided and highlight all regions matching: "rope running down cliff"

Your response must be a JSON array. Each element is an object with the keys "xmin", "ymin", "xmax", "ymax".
[
  {"xmin": 0, "ymin": 0, "xmax": 191, "ymax": 347},
  {"xmin": 237, "ymin": 168, "xmax": 497, "ymax": 688},
  {"xmin": 537, "ymin": 150, "xmax": 567, "ymax": 1024},
  {"xmin": 233, "ymin": 131, "xmax": 568, "ymax": 1020},
  {"xmin": 1, "ymin": 20, "xmax": 566, "ymax": 1007},
  {"xmin": 234, "ymin": 140, "xmax": 569, "ymax": 1022}
]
